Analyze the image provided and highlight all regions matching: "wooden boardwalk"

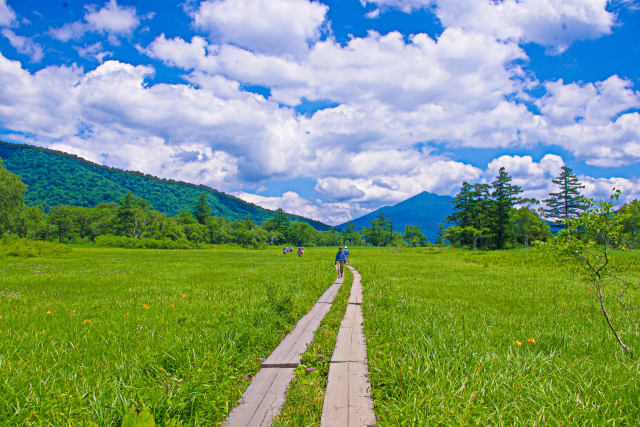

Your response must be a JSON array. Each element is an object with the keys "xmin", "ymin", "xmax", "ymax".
[
  {"xmin": 321, "ymin": 264, "xmax": 376, "ymax": 426},
  {"xmin": 225, "ymin": 275, "xmax": 344, "ymax": 426}
]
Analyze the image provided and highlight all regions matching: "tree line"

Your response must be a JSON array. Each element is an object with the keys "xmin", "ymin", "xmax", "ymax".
[
  {"xmin": 1, "ymin": 159, "xmax": 432, "ymax": 248},
  {"xmin": 442, "ymin": 165, "xmax": 640, "ymax": 250}
]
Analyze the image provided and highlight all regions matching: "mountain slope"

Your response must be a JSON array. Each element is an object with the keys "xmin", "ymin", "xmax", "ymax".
[
  {"xmin": 0, "ymin": 141, "xmax": 329, "ymax": 230},
  {"xmin": 339, "ymin": 191, "xmax": 454, "ymax": 242}
]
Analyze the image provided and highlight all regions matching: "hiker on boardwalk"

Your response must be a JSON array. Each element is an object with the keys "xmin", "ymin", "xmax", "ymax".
[
  {"xmin": 344, "ymin": 246, "xmax": 349, "ymax": 264},
  {"xmin": 335, "ymin": 246, "xmax": 347, "ymax": 277}
]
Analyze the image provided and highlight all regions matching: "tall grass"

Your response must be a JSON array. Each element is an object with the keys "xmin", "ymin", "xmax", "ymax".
[
  {"xmin": 0, "ymin": 247, "xmax": 337, "ymax": 425},
  {"xmin": 355, "ymin": 247, "xmax": 640, "ymax": 425}
]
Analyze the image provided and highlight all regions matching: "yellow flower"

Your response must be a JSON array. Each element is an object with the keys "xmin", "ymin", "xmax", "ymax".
[
  {"xmin": 181, "ymin": 293, "xmax": 187, "ymax": 299},
  {"xmin": 515, "ymin": 340, "xmax": 522, "ymax": 346},
  {"xmin": 142, "ymin": 304, "xmax": 150, "ymax": 310},
  {"xmin": 46, "ymin": 311, "xmax": 52, "ymax": 315},
  {"xmin": 83, "ymin": 319, "xmax": 92, "ymax": 325},
  {"xmin": 527, "ymin": 337, "xmax": 536, "ymax": 344}
]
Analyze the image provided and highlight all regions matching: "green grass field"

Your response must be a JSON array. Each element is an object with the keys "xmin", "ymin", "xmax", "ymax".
[
  {"xmin": 2, "ymin": 245, "xmax": 639, "ymax": 425},
  {"xmin": 0, "ymin": 247, "xmax": 337, "ymax": 425},
  {"xmin": 355, "ymin": 247, "xmax": 640, "ymax": 425}
]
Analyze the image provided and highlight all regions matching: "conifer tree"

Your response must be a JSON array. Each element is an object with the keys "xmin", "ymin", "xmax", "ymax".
[
  {"xmin": 191, "ymin": 192, "xmax": 211, "ymax": 225},
  {"xmin": 490, "ymin": 167, "xmax": 522, "ymax": 249},
  {"xmin": 543, "ymin": 166, "xmax": 586, "ymax": 226}
]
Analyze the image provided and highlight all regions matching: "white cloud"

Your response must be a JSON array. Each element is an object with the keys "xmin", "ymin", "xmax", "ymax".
[
  {"xmin": 50, "ymin": 0, "xmax": 140, "ymax": 43},
  {"xmin": 1, "ymin": 29, "xmax": 44, "ymax": 62},
  {"xmin": 0, "ymin": 0, "xmax": 16, "ymax": 27},
  {"xmin": 193, "ymin": 0, "xmax": 328, "ymax": 57},
  {"xmin": 75, "ymin": 42, "xmax": 112, "ymax": 63},
  {"xmin": 535, "ymin": 76, "xmax": 640, "ymax": 166},
  {"xmin": 0, "ymin": 52, "xmax": 81, "ymax": 137},
  {"xmin": 581, "ymin": 176, "xmax": 640, "ymax": 203},
  {"xmin": 85, "ymin": 0, "xmax": 139, "ymax": 35},
  {"xmin": 486, "ymin": 154, "xmax": 565, "ymax": 201},
  {"xmin": 234, "ymin": 190, "xmax": 370, "ymax": 225},
  {"xmin": 363, "ymin": 0, "xmax": 615, "ymax": 53},
  {"xmin": 50, "ymin": 21, "xmax": 86, "ymax": 42},
  {"xmin": 314, "ymin": 156, "xmax": 483, "ymax": 204}
]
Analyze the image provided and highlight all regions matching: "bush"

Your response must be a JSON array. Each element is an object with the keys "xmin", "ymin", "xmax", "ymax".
[
  {"xmin": 94, "ymin": 234, "xmax": 199, "ymax": 249},
  {"xmin": 0, "ymin": 238, "xmax": 72, "ymax": 257}
]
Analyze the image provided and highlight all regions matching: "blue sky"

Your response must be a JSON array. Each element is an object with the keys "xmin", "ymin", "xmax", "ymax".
[{"xmin": 0, "ymin": 0, "xmax": 639, "ymax": 224}]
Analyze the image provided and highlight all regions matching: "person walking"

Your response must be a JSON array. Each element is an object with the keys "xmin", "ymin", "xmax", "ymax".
[
  {"xmin": 335, "ymin": 246, "xmax": 347, "ymax": 277},
  {"xmin": 344, "ymin": 246, "xmax": 349, "ymax": 264}
]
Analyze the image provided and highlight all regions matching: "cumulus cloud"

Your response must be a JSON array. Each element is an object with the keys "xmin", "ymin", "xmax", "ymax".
[
  {"xmin": 50, "ymin": 0, "xmax": 140, "ymax": 43},
  {"xmin": 147, "ymin": 28, "xmax": 534, "ymax": 150},
  {"xmin": 192, "ymin": 0, "xmax": 328, "ymax": 57},
  {"xmin": 234, "ymin": 190, "xmax": 370, "ymax": 224},
  {"xmin": 363, "ymin": 0, "xmax": 615, "ymax": 53},
  {"xmin": 535, "ymin": 76, "xmax": 640, "ymax": 166},
  {"xmin": 0, "ymin": 0, "xmax": 16, "ymax": 27},
  {"xmin": 581, "ymin": 176, "xmax": 640, "ymax": 203},
  {"xmin": 485, "ymin": 154, "xmax": 565, "ymax": 201},
  {"xmin": 0, "ymin": 53, "xmax": 81, "ymax": 137},
  {"xmin": 1, "ymin": 29, "xmax": 44, "ymax": 62}
]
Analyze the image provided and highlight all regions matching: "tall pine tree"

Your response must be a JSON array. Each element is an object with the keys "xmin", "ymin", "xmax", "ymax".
[
  {"xmin": 543, "ymin": 166, "xmax": 586, "ymax": 226},
  {"xmin": 490, "ymin": 167, "xmax": 522, "ymax": 249},
  {"xmin": 191, "ymin": 192, "xmax": 211, "ymax": 225}
]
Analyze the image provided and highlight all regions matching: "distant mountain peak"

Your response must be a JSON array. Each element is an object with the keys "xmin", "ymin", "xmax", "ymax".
[{"xmin": 338, "ymin": 190, "xmax": 453, "ymax": 242}]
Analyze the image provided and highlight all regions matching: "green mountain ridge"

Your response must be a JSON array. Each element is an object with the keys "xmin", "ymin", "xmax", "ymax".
[{"xmin": 0, "ymin": 140, "xmax": 330, "ymax": 230}]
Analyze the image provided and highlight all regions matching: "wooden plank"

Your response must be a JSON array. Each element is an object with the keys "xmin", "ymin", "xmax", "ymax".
[
  {"xmin": 262, "ymin": 302, "xmax": 331, "ymax": 367},
  {"xmin": 224, "ymin": 367, "xmax": 295, "ymax": 427},
  {"xmin": 226, "ymin": 274, "xmax": 344, "ymax": 426},
  {"xmin": 321, "ymin": 362, "xmax": 375, "ymax": 427},
  {"xmin": 330, "ymin": 304, "xmax": 367, "ymax": 363},
  {"xmin": 322, "ymin": 265, "xmax": 375, "ymax": 426},
  {"xmin": 347, "ymin": 266, "xmax": 363, "ymax": 304},
  {"xmin": 317, "ymin": 276, "xmax": 343, "ymax": 304}
]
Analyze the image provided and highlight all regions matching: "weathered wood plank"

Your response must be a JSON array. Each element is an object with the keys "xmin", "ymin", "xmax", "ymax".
[
  {"xmin": 322, "ymin": 264, "xmax": 375, "ymax": 426},
  {"xmin": 347, "ymin": 267, "xmax": 363, "ymax": 305},
  {"xmin": 224, "ymin": 367, "xmax": 295, "ymax": 427},
  {"xmin": 330, "ymin": 304, "xmax": 367, "ymax": 363},
  {"xmin": 262, "ymin": 302, "xmax": 331, "ymax": 367},
  {"xmin": 225, "ymin": 274, "xmax": 344, "ymax": 426},
  {"xmin": 321, "ymin": 362, "xmax": 375, "ymax": 426}
]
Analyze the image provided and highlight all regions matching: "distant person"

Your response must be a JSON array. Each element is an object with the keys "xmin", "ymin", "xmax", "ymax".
[
  {"xmin": 297, "ymin": 247, "xmax": 304, "ymax": 257},
  {"xmin": 335, "ymin": 246, "xmax": 347, "ymax": 277},
  {"xmin": 344, "ymin": 246, "xmax": 349, "ymax": 264},
  {"xmin": 283, "ymin": 247, "xmax": 288, "ymax": 255}
]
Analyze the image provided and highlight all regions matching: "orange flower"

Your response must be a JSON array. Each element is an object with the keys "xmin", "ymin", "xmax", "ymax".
[
  {"xmin": 170, "ymin": 304, "xmax": 175, "ymax": 309},
  {"xmin": 527, "ymin": 337, "xmax": 536, "ymax": 344},
  {"xmin": 515, "ymin": 340, "xmax": 522, "ymax": 346},
  {"xmin": 83, "ymin": 319, "xmax": 92, "ymax": 325},
  {"xmin": 181, "ymin": 293, "xmax": 187, "ymax": 299},
  {"xmin": 142, "ymin": 304, "xmax": 150, "ymax": 310}
]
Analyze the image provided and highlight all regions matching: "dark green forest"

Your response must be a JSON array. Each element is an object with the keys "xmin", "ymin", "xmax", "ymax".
[{"xmin": 0, "ymin": 141, "xmax": 328, "ymax": 229}]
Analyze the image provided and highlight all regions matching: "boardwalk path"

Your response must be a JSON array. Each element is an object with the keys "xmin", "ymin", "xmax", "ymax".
[
  {"xmin": 225, "ymin": 274, "xmax": 344, "ymax": 426},
  {"xmin": 225, "ymin": 264, "xmax": 375, "ymax": 426},
  {"xmin": 321, "ymin": 264, "xmax": 376, "ymax": 426}
]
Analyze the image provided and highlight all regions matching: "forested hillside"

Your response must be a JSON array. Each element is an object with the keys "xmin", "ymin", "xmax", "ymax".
[{"xmin": 0, "ymin": 141, "xmax": 328, "ymax": 230}]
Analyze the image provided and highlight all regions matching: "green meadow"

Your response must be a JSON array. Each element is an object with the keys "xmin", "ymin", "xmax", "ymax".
[
  {"xmin": 1, "ymin": 245, "xmax": 639, "ymax": 425},
  {"xmin": 0, "ymin": 247, "xmax": 336, "ymax": 425},
  {"xmin": 356, "ymin": 247, "xmax": 640, "ymax": 425}
]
